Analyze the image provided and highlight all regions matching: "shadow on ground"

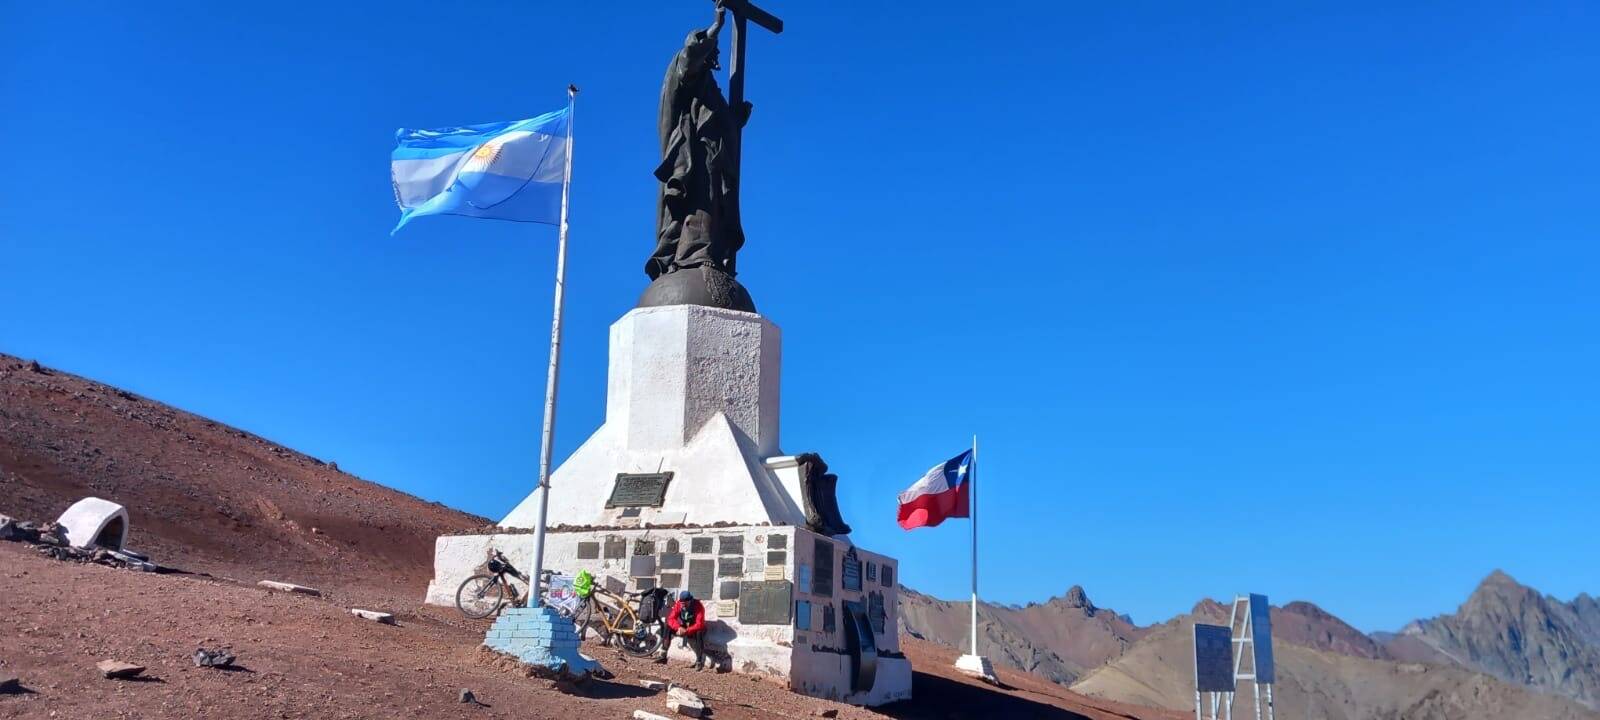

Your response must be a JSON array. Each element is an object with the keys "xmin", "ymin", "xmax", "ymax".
[{"xmin": 877, "ymin": 670, "xmax": 1095, "ymax": 720}]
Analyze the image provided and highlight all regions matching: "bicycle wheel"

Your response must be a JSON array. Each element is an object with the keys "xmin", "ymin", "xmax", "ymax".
[
  {"xmin": 620, "ymin": 619, "xmax": 662, "ymax": 658},
  {"xmin": 456, "ymin": 574, "xmax": 505, "ymax": 619}
]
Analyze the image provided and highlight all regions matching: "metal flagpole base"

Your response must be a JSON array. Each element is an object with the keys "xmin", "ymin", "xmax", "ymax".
[{"xmin": 955, "ymin": 654, "xmax": 998, "ymax": 684}]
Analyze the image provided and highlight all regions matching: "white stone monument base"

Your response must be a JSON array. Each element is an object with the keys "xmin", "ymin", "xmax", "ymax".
[{"xmin": 427, "ymin": 524, "xmax": 911, "ymax": 706}]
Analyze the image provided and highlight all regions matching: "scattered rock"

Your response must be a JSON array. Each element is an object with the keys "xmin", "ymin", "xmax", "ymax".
[
  {"xmin": 667, "ymin": 697, "xmax": 706, "ymax": 718},
  {"xmin": 0, "ymin": 675, "xmax": 20, "ymax": 693},
  {"xmin": 458, "ymin": 688, "xmax": 483, "ymax": 705},
  {"xmin": 96, "ymin": 660, "xmax": 145, "ymax": 679},
  {"xmin": 350, "ymin": 608, "xmax": 397, "ymax": 625},
  {"xmin": 257, "ymin": 580, "xmax": 322, "ymax": 596},
  {"xmin": 814, "ymin": 710, "xmax": 839, "ymax": 718},
  {"xmin": 667, "ymin": 686, "xmax": 701, "ymax": 704},
  {"xmin": 639, "ymin": 679, "xmax": 669, "ymax": 691},
  {"xmin": 193, "ymin": 648, "xmax": 237, "ymax": 668},
  {"xmin": 634, "ymin": 711, "xmax": 672, "ymax": 720},
  {"xmin": 665, "ymin": 688, "xmax": 706, "ymax": 718}
]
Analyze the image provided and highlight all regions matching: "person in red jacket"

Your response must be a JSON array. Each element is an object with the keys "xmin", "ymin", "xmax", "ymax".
[{"xmin": 665, "ymin": 589, "xmax": 708, "ymax": 670}]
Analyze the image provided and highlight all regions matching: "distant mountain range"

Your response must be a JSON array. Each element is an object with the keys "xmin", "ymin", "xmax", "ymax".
[{"xmin": 902, "ymin": 571, "xmax": 1600, "ymax": 720}]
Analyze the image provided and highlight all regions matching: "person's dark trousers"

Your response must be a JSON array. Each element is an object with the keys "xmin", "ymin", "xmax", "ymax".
[{"xmin": 686, "ymin": 632, "xmax": 706, "ymax": 669}]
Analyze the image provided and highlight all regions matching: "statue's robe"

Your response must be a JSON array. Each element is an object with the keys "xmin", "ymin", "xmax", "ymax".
[{"xmin": 648, "ymin": 29, "xmax": 746, "ymax": 280}]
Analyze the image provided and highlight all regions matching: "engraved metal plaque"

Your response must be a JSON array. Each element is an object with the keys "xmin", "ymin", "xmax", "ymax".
[
  {"xmin": 605, "ymin": 575, "xmax": 626, "ymax": 595},
  {"xmin": 659, "ymin": 572, "xmax": 682, "ymax": 589},
  {"xmin": 688, "ymin": 559, "xmax": 715, "ymax": 599},
  {"xmin": 812, "ymin": 538, "xmax": 834, "ymax": 597},
  {"xmin": 576, "ymin": 541, "xmax": 600, "ymax": 560},
  {"xmin": 659, "ymin": 552, "xmax": 685, "ymax": 570},
  {"xmin": 767, "ymin": 550, "xmax": 787, "ymax": 567},
  {"xmin": 666, "ymin": 539, "xmax": 680, "ymax": 554},
  {"xmin": 717, "ymin": 600, "xmax": 737, "ymax": 617},
  {"xmin": 1194, "ymin": 623, "xmax": 1235, "ymax": 692},
  {"xmin": 603, "ymin": 537, "xmax": 626, "ymax": 559},
  {"xmin": 718, "ymin": 535, "xmax": 744, "ymax": 555},
  {"xmin": 737, "ymin": 580, "xmax": 794, "ymax": 625},
  {"xmin": 630, "ymin": 555, "xmax": 656, "ymax": 577},
  {"xmin": 868, "ymin": 591, "xmax": 886, "ymax": 634},
  {"xmin": 765, "ymin": 564, "xmax": 785, "ymax": 581},
  {"xmin": 635, "ymin": 577, "xmax": 657, "ymax": 590},
  {"xmin": 720, "ymin": 580, "xmax": 741, "ymax": 599},
  {"xmin": 690, "ymin": 537, "xmax": 713, "ymax": 554},
  {"xmin": 841, "ymin": 548, "xmax": 862, "ymax": 592},
  {"xmin": 633, "ymin": 540, "xmax": 655, "ymax": 555},
  {"xmin": 606, "ymin": 472, "xmax": 673, "ymax": 508},
  {"xmin": 718, "ymin": 557, "xmax": 744, "ymax": 577},
  {"xmin": 768, "ymin": 533, "xmax": 787, "ymax": 550}
]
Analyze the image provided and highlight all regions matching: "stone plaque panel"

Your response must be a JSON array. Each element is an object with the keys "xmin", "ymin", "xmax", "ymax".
[
  {"xmin": 718, "ymin": 557, "xmax": 744, "ymax": 577},
  {"xmin": 812, "ymin": 538, "xmax": 834, "ymax": 597},
  {"xmin": 688, "ymin": 559, "xmax": 715, "ymax": 599},
  {"xmin": 718, "ymin": 535, "xmax": 743, "ymax": 555},
  {"xmin": 606, "ymin": 472, "xmax": 673, "ymax": 508},
  {"xmin": 666, "ymin": 539, "xmax": 680, "ymax": 554},
  {"xmin": 576, "ymin": 542, "xmax": 600, "ymax": 560},
  {"xmin": 767, "ymin": 550, "xmax": 787, "ymax": 566},
  {"xmin": 720, "ymin": 580, "xmax": 741, "ymax": 599},
  {"xmin": 737, "ymin": 580, "xmax": 794, "ymax": 625},
  {"xmin": 717, "ymin": 600, "xmax": 737, "ymax": 618},
  {"xmin": 635, "ymin": 577, "xmax": 657, "ymax": 591},
  {"xmin": 659, "ymin": 552, "xmax": 685, "ymax": 570},
  {"xmin": 604, "ymin": 575, "xmax": 626, "ymax": 594},
  {"xmin": 603, "ymin": 537, "xmax": 626, "ymax": 559},
  {"xmin": 768, "ymin": 533, "xmax": 787, "ymax": 550},
  {"xmin": 629, "ymin": 555, "xmax": 656, "ymax": 577},
  {"xmin": 659, "ymin": 572, "xmax": 682, "ymax": 589},
  {"xmin": 691, "ymin": 537, "xmax": 713, "ymax": 554},
  {"xmin": 633, "ymin": 540, "xmax": 655, "ymax": 555},
  {"xmin": 764, "ymin": 564, "xmax": 785, "ymax": 581}
]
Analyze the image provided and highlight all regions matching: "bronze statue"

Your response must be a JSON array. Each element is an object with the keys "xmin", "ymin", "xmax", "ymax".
[{"xmin": 638, "ymin": 1, "xmax": 782, "ymax": 313}]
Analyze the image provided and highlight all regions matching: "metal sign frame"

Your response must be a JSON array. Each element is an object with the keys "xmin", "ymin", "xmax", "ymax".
[{"xmin": 1224, "ymin": 594, "xmax": 1276, "ymax": 720}]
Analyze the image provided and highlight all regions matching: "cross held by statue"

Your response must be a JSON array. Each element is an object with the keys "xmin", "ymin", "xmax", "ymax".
[{"xmin": 715, "ymin": 0, "xmax": 783, "ymax": 111}]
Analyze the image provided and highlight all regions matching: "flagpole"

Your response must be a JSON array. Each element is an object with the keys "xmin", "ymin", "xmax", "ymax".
[
  {"xmin": 969, "ymin": 433, "xmax": 979, "ymax": 657},
  {"xmin": 527, "ymin": 84, "xmax": 577, "ymax": 606}
]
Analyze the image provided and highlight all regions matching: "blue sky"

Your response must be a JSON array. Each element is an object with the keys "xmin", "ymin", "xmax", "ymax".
[{"xmin": 3, "ymin": 2, "xmax": 1596, "ymax": 632}]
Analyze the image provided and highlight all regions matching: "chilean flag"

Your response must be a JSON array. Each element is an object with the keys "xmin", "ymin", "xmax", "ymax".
[{"xmin": 897, "ymin": 449, "xmax": 973, "ymax": 530}]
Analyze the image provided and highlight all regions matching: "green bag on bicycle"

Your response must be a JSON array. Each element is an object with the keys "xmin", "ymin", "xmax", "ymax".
[{"xmin": 574, "ymin": 569, "xmax": 594, "ymax": 599}]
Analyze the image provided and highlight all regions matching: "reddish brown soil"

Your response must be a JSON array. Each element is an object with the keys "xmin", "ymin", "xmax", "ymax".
[
  {"xmin": 0, "ymin": 352, "xmax": 486, "ymax": 607},
  {"xmin": 0, "ymin": 353, "xmax": 1178, "ymax": 719}
]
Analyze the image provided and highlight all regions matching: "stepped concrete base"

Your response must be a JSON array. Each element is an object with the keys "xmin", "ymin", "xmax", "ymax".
[
  {"xmin": 483, "ymin": 606, "xmax": 599, "ymax": 677},
  {"xmin": 955, "ymin": 654, "xmax": 998, "ymax": 684}
]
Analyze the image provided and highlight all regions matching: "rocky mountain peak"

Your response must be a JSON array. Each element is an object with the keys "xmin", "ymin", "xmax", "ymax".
[{"xmin": 1062, "ymin": 585, "xmax": 1095, "ymax": 612}]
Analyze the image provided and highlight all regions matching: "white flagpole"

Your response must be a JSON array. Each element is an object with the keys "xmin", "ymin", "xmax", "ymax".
[
  {"xmin": 969, "ymin": 433, "xmax": 979, "ymax": 657},
  {"xmin": 527, "ymin": 85, "xmax": 577, "ymax": 605}
]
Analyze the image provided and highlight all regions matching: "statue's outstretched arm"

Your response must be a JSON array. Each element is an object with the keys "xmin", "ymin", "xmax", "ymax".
[{"xmin": 707, "ymin": 4, "xmax": 726, "ymax": 39}]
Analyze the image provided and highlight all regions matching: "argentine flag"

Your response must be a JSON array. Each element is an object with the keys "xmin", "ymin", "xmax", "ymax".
[{"xmin": 390, "ymin": 107, "xmax": 569, "ymax": 234}]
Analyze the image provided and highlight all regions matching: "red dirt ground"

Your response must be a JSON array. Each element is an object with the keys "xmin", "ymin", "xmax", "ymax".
[{"xmin": 0, "ymin": 353, "xmax": 1179, "ymax": 720}]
